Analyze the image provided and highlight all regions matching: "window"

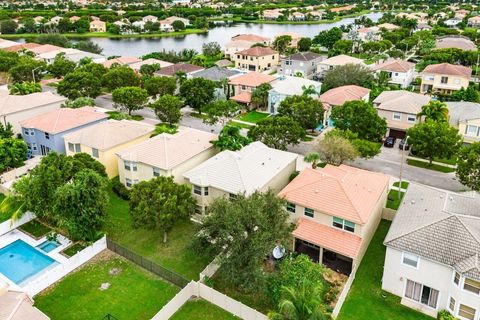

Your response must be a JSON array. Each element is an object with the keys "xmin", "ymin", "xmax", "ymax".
[
  {"xmin": 194, "ymin": 205, "xmax": 203, "ymax": 214},
  {"xmin": 402, "ymin": 252, "xmax": 419, "ymax": 268},
  {"xmin": 393, "ymin": 112, "xmax": 402, "ymax": 120},
  {"xmin": 465, "ymin": 125, "xmax": 479, "ymax": 137},
  {"xmin": 125, "ymin": 178, "xmax": 132, "ymax": 187},
  {"xmin": 229, "ymin": 193, "xmax": 237, "ymax": 201},
  {"xmin": 459, "ymin": 304, "xmax": 476, "ymax": 320},
  {"xmin": 68, "ymin": 143, "xmax": 74, "ymax": 152},
  {"xmin": 32, "ymin": 143, "xmax": 37, "ymax": 151},
  {"xmin": 71, "ymin": 143, "xmax": 81, "ymax": 153},
  {"xmin": 394, "ymin": 72, "xmax": 399, "ymax": 76},
  {"xmin": 449, "ymin": 297, "xmax": 455, "ymax": 312},
  {"xmin": 124, "ymin": 161, "xmax": 137, "ymax": 171},
  {"xmin": 407, "ymin": 114, "xmax": 416, "ymax": 123},
  {"xmin": 44, "ymin": 132, "xmax": 50, "ymax": 140},
  {"xmin": 286, "ymin": 202, "xmax": 296, "ymax": 213},
  {"xmin": 332, "ymin": 217, "xmax": 355, "ymax": 232},
  {"xmin": 24, "ymin": 129, "xmax": 29, "ymax": 136},
  {"xmin": 463, "ymin": 278, "xmax": 480, "ymax": 295},
  {"xmin": 441, "ymin": 76, "xmax": 448, "ymax": 84},
  {"xmin": 153, "ymin": 167, "xmax": 160, "ymax": 177},
  {"xmin": 203, "ymin": 187, "xmax": 209, "ymax": 196},
  {"xmin": 241, "ymin": 85, "xmax": 247, "ymax": 91},
  {"xmin": 454, "ymin": 272, "xmax": 461, "ymax": 285},
  {"xmin": 405, "ymin": 279, "xmax": 438, "ymax": 309},
  {"xmin": 304, "ymin": 207, "xmax": 314, "ymax": 218},
  {"xmin": 193, "ymin": 185, "xmax": 202, "ymax": 195},
  {"xmin": 92, "ymin": 148, "xmax": 99, "ymax": 158},
  {"xmin": 29, "ymin": 129, "xmax": 35, "ymax": 136},
  {"xmin": 285, "ymin": 60, "xmax": 292, "ymax": 66}
]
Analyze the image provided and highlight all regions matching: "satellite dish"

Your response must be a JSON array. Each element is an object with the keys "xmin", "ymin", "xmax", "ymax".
[{"xmin": 273, "ymin": 245, "xmax": 285, "ymax": 259}]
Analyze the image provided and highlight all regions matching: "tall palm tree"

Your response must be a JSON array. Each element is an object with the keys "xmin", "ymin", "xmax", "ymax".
[
  {"xmin": 268, "ymin": 282, "xmax": 330, "ymax": 320},
  {"xmin": 301, "ymin": 85, "xmax": 319, "ymax": 96},
  {"xmin": 417, "ymin": 100, "xmax": 449, "ymax": 122},
  {"xmin": 304, "ymin": 152, "xmax": 321, "ymax": 169}
]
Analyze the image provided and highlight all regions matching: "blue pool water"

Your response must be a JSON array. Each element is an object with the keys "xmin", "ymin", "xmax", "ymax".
[
  {"xmin": 0, "ymin": 240, "xmax": 56, "ymax": 284},
  {"xmin": 37, "ymin": 240, "xmax": 60, "ymax": 253}
]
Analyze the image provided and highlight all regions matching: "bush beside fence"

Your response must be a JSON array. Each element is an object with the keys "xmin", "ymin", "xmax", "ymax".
[{"xmin": 106, "ymin": 238, "xmax": 190, "ymax": 288}]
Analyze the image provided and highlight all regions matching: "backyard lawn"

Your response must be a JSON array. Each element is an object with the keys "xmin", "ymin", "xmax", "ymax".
[
  {"xmin": 19, "ymin": 220, "xmax": 52, "ymax": 238},
  {"xmin": 35, "ymin": 253, "xmax": 179, "ymax": 320},
  {"xmin": 386, "ymin": 190, "xmax": 405, "ymax": 210},
  {"xmin": 104, "ymin": 188, "xmax": 215, "ymax": 280},
  {"xmin": 170, "ymin": 299, "xmax": 239, "ymax": 320},
  {"xmin": 237, "ymin": 111, "xmax": 270, "ymax": 124},
  {"xmin": 337, "ymin": 220, "xmax": 434, "ymax": 320}
]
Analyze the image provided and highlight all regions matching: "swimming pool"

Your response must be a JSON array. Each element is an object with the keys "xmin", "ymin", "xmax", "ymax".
[
  {"xmin": 0, "ymin": 240, "xmax": 57, "ymax": 285},
  {"xmin": 37, "ymin": 240, "xmax": 60, "ymax": 253}
]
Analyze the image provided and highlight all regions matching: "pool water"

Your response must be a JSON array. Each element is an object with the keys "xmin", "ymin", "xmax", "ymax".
[
  {"xmin": 37, "ymin": 240, "xmax": 60, "ymax": 253},
  {"xmin": 0, "ymin": 240, "xmax": 57, "ymax": 285}
]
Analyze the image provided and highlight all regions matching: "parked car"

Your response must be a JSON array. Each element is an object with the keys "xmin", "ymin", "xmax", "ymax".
[
  {"xmin": 399, "ymin": 139, "xmax": 410, "ymax": 151},
  {"xmin": 383, "ymin": 136, "xmax": 396, "ymax": 148}
]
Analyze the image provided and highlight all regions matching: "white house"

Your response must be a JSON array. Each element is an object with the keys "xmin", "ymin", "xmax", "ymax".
[
  {"xmin": 316, "ymin": 55, "xmax": 365, "ymax": 79},
  {"xmin": 267, "ymin": 76, "xmax": 321, "ymax": 115},
  {"xmin": 372, "ymin": 59, "xmax": 416, "ymax": 89},
  {"xmin": 383, "ymin": 183, "xmax": 480, "ymax": 319}
]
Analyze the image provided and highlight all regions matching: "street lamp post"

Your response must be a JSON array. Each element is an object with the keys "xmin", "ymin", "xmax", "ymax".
[
  {"xmin": 398, "ymin": 136, "xmax": 409, "ymax": 199},
  {"xmin": 32, "ymin": 66, "xmax": 42, "ymax": 84}
]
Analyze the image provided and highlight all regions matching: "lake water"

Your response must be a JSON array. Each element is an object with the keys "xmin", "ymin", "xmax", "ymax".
[{"xmin": 86, "ymin": 12, "xmax": 383, "ymax": 57}]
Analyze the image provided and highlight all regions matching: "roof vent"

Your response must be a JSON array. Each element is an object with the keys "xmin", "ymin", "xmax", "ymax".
[
  {"xmin": 315, "ymin": 189, "xmax": 319, "ymax": 193},
  {"xmin": 449, "ymin": 196, "xmax": 454, "ymax": 201},
  {"xmin": 411, "ymin": 200, "xmax": 416, "ymax": 204}
]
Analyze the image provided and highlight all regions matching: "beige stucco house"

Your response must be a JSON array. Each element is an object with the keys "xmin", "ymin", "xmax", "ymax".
[
  {"xmin": 63, "ymin": 120, "xmax": 155, "ymax": 178},
  {"xmin": 446, "ymin": 102, "xmax": 480, "ymax": 144},
  {"xmin": 0, "ymin": 92, "xmax": 66, "ymax": 134},
  {"xmin": 183, "ymin": 141, "xmax": 297, "ymax": 214},
  {"xmin": 420, "ymin": 63, "xmax": 471, "ymax": 95},
  {"xmin": 315, "ymin": 55, "xmax": 365, "ymax": 79},
  {"xmin": 373, "ymin": 90, "xmax": 431, "ymax": 139},
  {"xmin": 89, "ymin": 20, "xmax": 106, "ymax": 32},
  {"xmin": 278, "ymin": 165, "xmax": 389, "ymax": 275},
  {"xmin": 116, "ymin": 128, "xmax": 217, "ymax": 187},
  {"xmin": 233, "ymin": 47, "xmax": 279, "ymax": 72}
]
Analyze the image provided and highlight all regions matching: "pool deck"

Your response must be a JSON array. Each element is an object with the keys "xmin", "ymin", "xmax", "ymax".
[{"xmin": 0, "ymin": 229, "xmax": 71, "ymax": 292}]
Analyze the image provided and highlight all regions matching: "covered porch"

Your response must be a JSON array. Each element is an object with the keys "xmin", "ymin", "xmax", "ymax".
[{"xmin": 292, "ymin": 218, "xmax": 361, "ymax": 276}]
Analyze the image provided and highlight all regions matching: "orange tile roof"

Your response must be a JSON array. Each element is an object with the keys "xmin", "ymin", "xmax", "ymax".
[
  {"xmin": 3, "ymin": 43, "xmax": 41, "ymax": 52},
  {"xmin": 229, "ymin": 72, "xmax": 276, "ymax": 87},
  {"xmin": 319, "ymin": 85, "xmax": 370, "ymax": 108},
  {"xmin": 236, "ymin": 47, "xmax": 278, "ymax": 57},
  {"xmin": 293, "ymin": 218, "xmax": 363, "ymax": 259},
  {"xmin": 422, "ymin": 63, "xmax": 472, "ymax": 78},
  {"xmin": 231, "ymin": 34, "xmax": 270, "ymax": 42},
  {"xmin": 373, "ymin": 59, "xmax": 415, "ymax": 73},
  {"xmin": 20, "ymin": 107, "xmax": 108, "ymax": 134},
  {"xmin": 230, "ymin": 91, "xmax": 252, "ymax": 104},
  {"xmin": 29, "ymin": 44, "xmax": 62, "ymax": 55},
  {"xmin": 279, "ymin": 165, "xmax": 389, "ymax": 224},
  {"xmin": 102, "ymin": 56, "xmax": 142, "ymax": 68}
]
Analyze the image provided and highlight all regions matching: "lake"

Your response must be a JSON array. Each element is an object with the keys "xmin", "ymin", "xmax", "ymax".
[{"xmin": 86, "ymin": 12, "xmax": 383, "ymax": 57}]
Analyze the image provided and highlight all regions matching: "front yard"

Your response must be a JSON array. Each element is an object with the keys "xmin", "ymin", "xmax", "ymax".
[
  {"xmin": 104, "ymin": 188, "xmax": 215, "ymax": 280},
  {"xmin": 337, "ymin": 220, "xmax": 433, "ymax": 320},
  {"xmin": 170, "ymin": 299, "xmax": 239, "ymax": 320},
  {"xmin": 236, "ymin": 111, "xmax": 270, "ymax": 124},
  {"xmin": 35, "ymin": 252, "xmax": 179, "ymax": 320}
]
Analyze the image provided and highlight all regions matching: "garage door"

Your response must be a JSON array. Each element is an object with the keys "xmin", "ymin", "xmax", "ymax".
[{"xmin": 389, "ymin": 129, "xmax": 406, "ymax": 139}]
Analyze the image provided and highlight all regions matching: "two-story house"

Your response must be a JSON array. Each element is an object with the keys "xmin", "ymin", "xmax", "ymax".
[
  {"xmin": 64, "ymin": 120, "xmax": 155, "ymax": 178},
  {"xmin": 383, "ymin": 183, "xmax": 480, "ymax": 319},
  {"xmin": 267, "ymin": 76, "xmax": 321, "ymax": 114},
  {"xmin": 233, "ymin": 47, "xmax": 279, "ymax": 72},
  {"xmin": 228, "ymin": 72, "xmax": 276, "ymax": 106},
  {"xmin": 225, "ymin": 34, "xmax": 271, "ymax": 59},
  {"xmin": 420, "ymin": 63, "xmax": 472, "ymax": 94},
  {"xmin": 372, "ymin": 59, "xmax": 416, "ymax": 89},
  {"xmin": 435, "ymin": 35, "xmax": 477, "ymax": 51},
  {"xmin": 20, "ymin": 107, "xmax": 108, "ymax": 157},
  {"xmin": 89, "ymin": 20, "xmax": 106, "ymax": 32},
  {"xmin": 0, "ymin": 92, "xmax": 66, "ymax": 134},
  {"xmin": 468, "ymin": 16, "xmax": 480, "ymax": 28},
  {"xmin": 315, "ymin": 55, "xmax": 365, "ymax": 79},
  {"xmin": 278, "ymin": 165, "xmax": 389, "ymax": 275},
  {"xmin": 183, "ymin": 141, "xmax": 297, "ymax": 215},
  {"xmin": 278, "ymin": 52, "xmax": 325, "ymax": 79},
  {"xmin": 447, "ymin": 102, "xmax": 480, "ymax": 144},
  {"xmin": 373, "ymin": 90, "xmax": 431, "ymax": 139},
  {"xmin": 116, "ymin": 128, "xmax": 217, "ymax": 187}
]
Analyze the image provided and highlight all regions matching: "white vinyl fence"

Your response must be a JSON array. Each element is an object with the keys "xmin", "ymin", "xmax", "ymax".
[
  {"xmin": 152, "ymin": 281, "xmax": 268, "ymax": 320},
  {"xmin": 0, "ymin": 211, "xmax": 35, "ymax": 237},
  {"xmin": 199, "ymin": 256, "xmax": 221, "ymax": 281},
  {"xmin": 332, "ymin": 272, "xmax": 356, "ymax": 318},
  {"xmin": 25, "ymin": 236, "xmax": 107, "ymax": 297}
]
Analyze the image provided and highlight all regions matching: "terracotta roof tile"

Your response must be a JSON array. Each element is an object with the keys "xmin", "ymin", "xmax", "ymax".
[
  {"xmin": 422, "ymin": 63, "xmax": 472, "ymax": 78},
  {"xmin": 319, "ymin": 85, "xmax": 370, "ymax": 107},
  {"xmin": 236, "ymin": 47, "xmax": 278, "ymax": 57},
  {"xmin": 373, "ymin": 59, "xmax": 415, "ymax": 73},
  {"xmin": 229, "ymin": 72, "xmax": 276, "ymax": 87}
]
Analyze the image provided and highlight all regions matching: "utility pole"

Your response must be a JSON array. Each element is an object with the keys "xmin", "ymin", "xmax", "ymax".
[{"xmin": 398, "ymin": 136, "xmax": 409, "ymax": 199}]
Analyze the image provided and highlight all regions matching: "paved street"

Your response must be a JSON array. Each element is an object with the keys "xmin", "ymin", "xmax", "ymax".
[{"xmin": 85, "ymin": 92, "xmax": 468, "ymax": 192}]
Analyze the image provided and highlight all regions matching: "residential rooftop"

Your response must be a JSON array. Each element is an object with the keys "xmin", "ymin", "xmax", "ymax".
[
  {"xmin": 155, "ymin": 62, "xmax": 204, "ymax": 76},
  {"xmin": 373, "ymin": 90, "xmax": 431, "ymax": 114},
  {"xmin": 0, "ymin": 92, "xmax": 66, "ymax": 116},
  {"xmin": 320, "ymin": 54, "xmax": 364, "ymax": 66},
  {"xmin": 191, "ymin": 66, "xmax": 242, "ymax": 81},
  {"xmin": 319, "ymin": 85, "xmax": 370, "ymax": 108},
  {"xmin": 235, "ymin": 47, "xmax": 278, "ymax": 57},
  {"xmin": 229, "ymin": 72, "xmax": 276, "ymax": 87},
  {"xmin": 284, "ymin": 52, "xmax": 324, "ymax": 62},
  {"xmin": 270, "ymin": 76, "xmax": 319, "ymax": 96},
  {"xmin": 372, "ymin": 59, "xmax": 415, "ymax": 73},
  {"xmin": 422, "ymin": 62, "xmax": 472, "ymax": 78}
]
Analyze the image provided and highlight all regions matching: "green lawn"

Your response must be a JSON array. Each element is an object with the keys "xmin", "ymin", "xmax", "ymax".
[
  {"xmin": 62, "ymin": 243, "xmax": 87, "ymax": 257},
  {"xmin": 392, "ymin": 181, "xmax": 409, "ymax": 189},
  {"xmin": 386, "ymin": 190, "xmax": 405, "ymax": 210},
  {"xmin": 337, "ymin": 220, "xmax": 434, "ymax": 320},
  {"xmin": 106, "ymin": 111, "xmax": 144, "ymax": 121},
  {"xmin": 35, "ymin": 255, "xmax": 179, "ymax": 320},
  {"xmin": 407, "ymin": 159, "xmax": 455, "ymax": 173},
  {"xmin": 105, "ymin": 188, "xmax": 215, "ymax": 280},
  {"xmin": 152, "ymin": 123, "xmax": 178, "ymax": 136},
  {"xmin": 227, "ymin": 121, "xmax": 254, "ymax": 130},
  {"xmin": 237, "ymin": 111, "xmax": 270, "ymax": 124},
  {"xmin": 19, "ymin": 220, "xmax": 52, "ymax": 238},
  {"xmin": 170, "ymin": 299, "xmax": 239, "ymax": 320}
]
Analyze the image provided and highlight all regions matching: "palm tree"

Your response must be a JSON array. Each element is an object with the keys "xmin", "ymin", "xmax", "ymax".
[
  {"xmin": 268, "ymin": 282, "xmax": 330, "ymax": 320},
  {"xmin": 301, "ymin": 85, "xmax": 319, "ymax": 96},
  {"xmin": 417, "ymin": 100, "xmax": 449, "ymax": 122},
  {"xmin": 0, "ymin": 196, "xmax": 25, "ymax": 222},
  {"xmin": 304, "ymin": 152, "xmax": 321, "ymax": 169}
]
